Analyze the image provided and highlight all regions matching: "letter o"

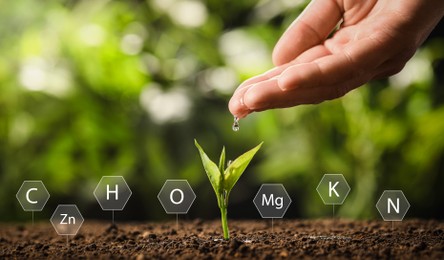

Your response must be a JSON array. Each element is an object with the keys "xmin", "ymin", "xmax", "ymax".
[{"xmin": 170, "ymin": 189, "xmax": 184, "ymax": 205}]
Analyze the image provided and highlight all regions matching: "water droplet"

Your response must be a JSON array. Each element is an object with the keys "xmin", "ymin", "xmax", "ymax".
[{"xmin": 232, "ymin": 117, "xmax": 239, "ymax": 132}]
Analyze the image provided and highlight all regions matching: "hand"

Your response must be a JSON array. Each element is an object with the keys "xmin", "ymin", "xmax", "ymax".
[{"xmin": 229, "ymin": 0, "xmax": 444, "ymax": 118}]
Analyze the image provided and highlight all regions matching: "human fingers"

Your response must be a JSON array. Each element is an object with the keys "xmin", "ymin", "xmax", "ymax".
[
  {"xmin": 229, "ymin": 84, "xmax": 253, "ymax": 119},
  {"xmin": 241, "ymin": 75, "xmax": 366, "ymax": 111},
  {"xmin": 229, "ymin": 45, "xmax": 331, "ymax": 117},
  {"xmin": 233, "ymin": 45, "xmax": 331, "ymax": 95},
  {"xmin": 233, "ymin": 78, "xmax": 280, "ymax": 113},
  {"xmin": 277, "ymin": 35, "xmax": 393, "ymax": 91},
  {"xmin": 272, "ymin": 0, "xmax": 343, "ymax": 66},
  {"xmin": 233, "ymin": 66, "xmax": 287, "ymax": 96}
]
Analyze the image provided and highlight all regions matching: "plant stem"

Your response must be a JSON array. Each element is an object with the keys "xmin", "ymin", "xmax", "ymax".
[{"xmin": 220, "ymin": 205, "xmax": 229, "ymax": 240}]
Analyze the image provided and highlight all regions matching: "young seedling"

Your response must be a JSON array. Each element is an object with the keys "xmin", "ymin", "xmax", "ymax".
[{"xmin": 195, "ymin": 139, "xmax": 263, "ymax": 240}]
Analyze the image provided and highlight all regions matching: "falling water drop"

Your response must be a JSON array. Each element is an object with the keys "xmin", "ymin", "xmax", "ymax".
[{"xmin": 232, "ymin": 117, "xmax": 239, "ymax": 132}]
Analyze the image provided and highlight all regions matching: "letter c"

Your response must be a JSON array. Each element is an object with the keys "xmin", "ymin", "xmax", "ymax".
[{"xmin": 26, "ymin": 188, "xmax": 38, "ymax": 204}]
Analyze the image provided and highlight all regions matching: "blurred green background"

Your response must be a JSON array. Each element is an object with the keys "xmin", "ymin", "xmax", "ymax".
[{"xmin": 1, "ymin": 0, "xmax": 443, "ymax": 222}]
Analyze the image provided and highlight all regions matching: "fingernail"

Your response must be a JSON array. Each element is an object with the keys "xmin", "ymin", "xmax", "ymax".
[{"xmin": 229, "ymin": 96, "xmax": 250, "ymax": 119}]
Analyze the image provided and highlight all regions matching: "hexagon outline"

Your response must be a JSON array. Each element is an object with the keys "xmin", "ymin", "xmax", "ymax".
[
  {"xmin": 93, "ymin": 176, "xmax": 132, "ymax": 211},
  {"xmin": 50, "ymin": 204, "xmax": 84, "ymax": 236},
  {"xmin": 316, "ymin": 174, "xmax": 351, "ymax": 205},
  {"xmin": 157, "ymin": 179, "xmax": 196, "ymax": 214},
  {"xmin": 253, "ymin": 183, "xmax": 292, "ymax": 219},
  {"xmin": 16, "ymin": 180, "xmax": 50, "ymax": 212},
  {"xmin": 376, "ymin": 190, "xmax": 410, "ymax": 221}
]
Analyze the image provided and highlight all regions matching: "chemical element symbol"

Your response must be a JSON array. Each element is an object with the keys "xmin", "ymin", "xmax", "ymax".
[
  {"xmin": 50, "ymin": 204, "xmax": 84, "ymax": 236},
  {"xmin": 253, "ymin": 184, "xmax": 292, "ymax": 218},
  {"xmin": 16, "ymin": 180, "xmax": 50, "ymax": 212},
  {"xmin": 376, "ymin": 190, "xmax": 410, "ymax": 221},
  {"xmin": 316, "ymin": 174, "xmax": 351, "ymax": 205},
  {"xmin": 158, "ymin": 180, "xmax": 196, "ymax": 214},
  {"xmin": 94, "ymin": 176, "xmax": 132, "ymax": 211}
]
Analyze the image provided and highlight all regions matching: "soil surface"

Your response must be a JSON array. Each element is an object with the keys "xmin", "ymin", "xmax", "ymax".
[{"xmin": 1, "ymin": 219, "xmax": 443, "ymax": 259}]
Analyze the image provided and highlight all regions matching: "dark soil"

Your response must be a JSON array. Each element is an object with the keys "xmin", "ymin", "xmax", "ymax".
[{"xmin": 1, "ymin": 219, "xmax": 443, "ymax": 259}]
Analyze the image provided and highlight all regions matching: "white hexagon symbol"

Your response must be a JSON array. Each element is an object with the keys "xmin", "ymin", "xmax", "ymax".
[
  {"xmin": 50, "ymin": 204, "xmax": 84, "ymax": 236},
  {"xmin": 316, "ymin": 174, "xmax": 351, "ymax": 205},
  {"xmin": 158, "ymin": 180, "xmax": 196, "ymax": 214},
  {"xmin": 94, "ymin": 176, "xmax": 132, "ymax": 211},
  {"xmin": 16, "ymin": 180, "xmax": 50, "ymax": 212},
  {"xmin": 376, "ymin": 190, "xmax": 410, "ymax": 221},
  {"xmin": 253, "ymin": 184, "xmax": 292, "ymax": 218}
]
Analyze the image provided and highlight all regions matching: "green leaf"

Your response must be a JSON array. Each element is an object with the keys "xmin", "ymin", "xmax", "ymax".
[
  {"xmin": 223, "ymin": 142, "xmax": 263, "ymax": 192},
  {"xmin": 218, "ymin": 146, "xmax": 226, "ymax": 174},
  {"xmin": 194, "ymin": 139, "xmax": 221, "ymax": 194}
]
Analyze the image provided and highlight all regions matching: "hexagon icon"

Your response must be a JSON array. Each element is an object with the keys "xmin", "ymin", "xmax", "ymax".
[
  {"xmin": 316, "ymin": 174, "xmax": 351, "ymax": 205},
  {"xmin": 253, "ymin": 184, "xmax": 292, "ymax": 218},
  {"xmin": 94, "ymin": 176, "xmax": 132, "ymax": 211},
  {"xmin": 158, "ymin": 180, "xmax": 196, "ymax": 214},
  {"xmin": 376, "ymin": 190, "xmax": 410, "ymax": 221},
  {"xmin": 50, "ymin": 204, "xmax": 84, "ymax": 236},
  {"xmin": 16, "ymin": 180, "xmax": 50, "ymax": 212}
]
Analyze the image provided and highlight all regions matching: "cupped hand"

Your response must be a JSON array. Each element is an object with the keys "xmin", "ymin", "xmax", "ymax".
[{"xmin": 229, "ymin": 0, "xmax": 444, "ymax": 118}]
